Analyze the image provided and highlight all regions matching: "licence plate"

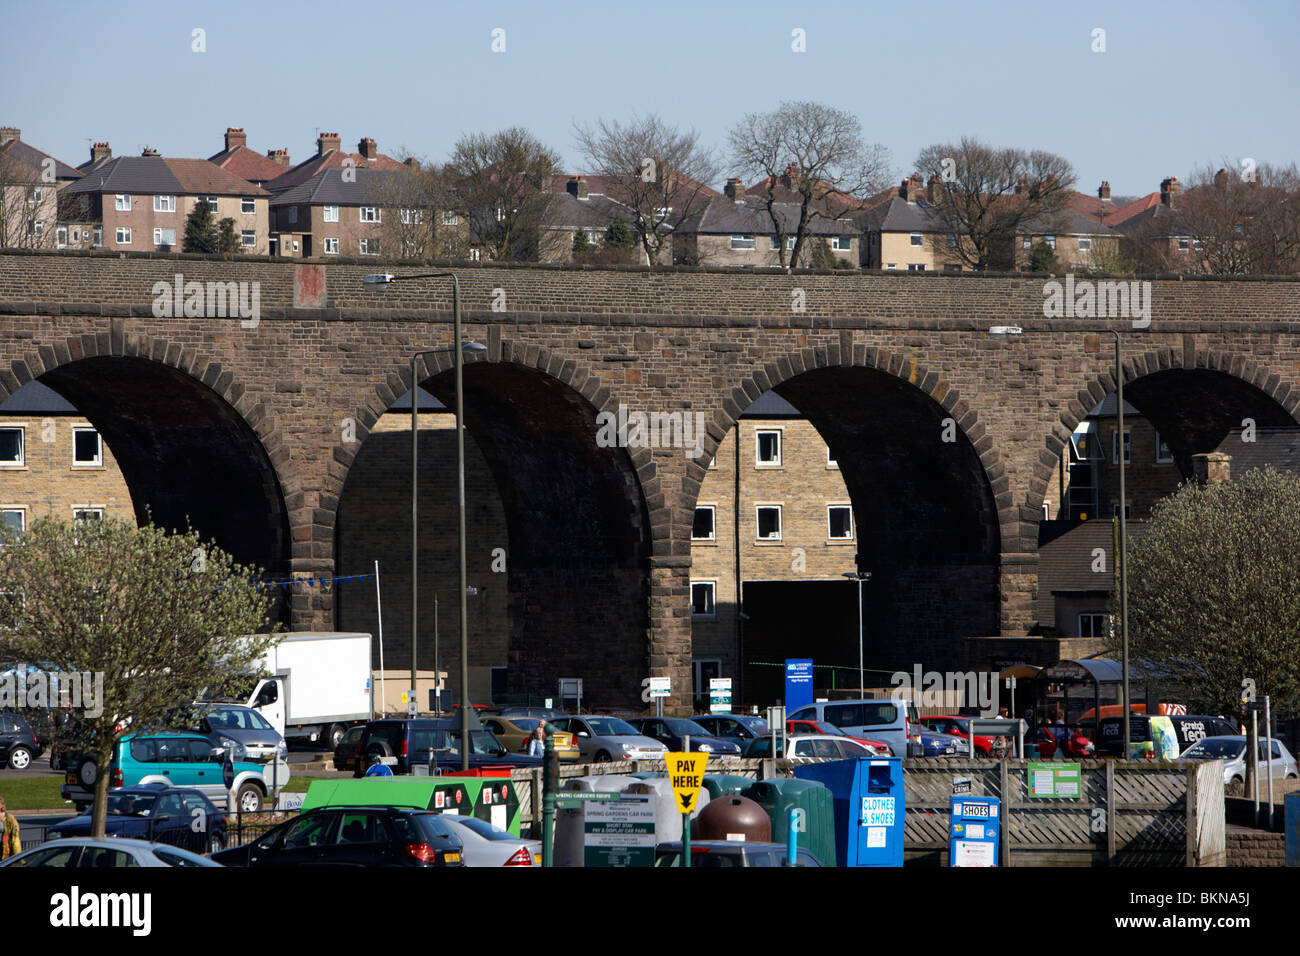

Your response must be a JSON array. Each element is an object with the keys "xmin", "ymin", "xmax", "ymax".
[
  {"xmin": 66, "ymin": 771, "xmax": 76, "ymax": 785},
  {"xmin": 444, "ymin": 852, "xmax": 461, "ymax": 864}
]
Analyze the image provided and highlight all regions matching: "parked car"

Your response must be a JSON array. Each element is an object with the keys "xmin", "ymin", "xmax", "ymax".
[
  {"xmin": 655, "ymin": 841, "xmax": 821, "ymax": 866},
  {"xmin": 690, "ymin": 714, "xmax": 770, "ymax": 749},
  {"xmin": 440, "ymin": 814, "xmax": 540, "ymax": 866},
  {"xmin": 786, "ymin": 699, "xmax": 921, "ymax": 757},
  {"xmin": 494, "ymin": 706, "xmax": 569, "ymax": 721},
  {"xmin": 333, "ymin": 725, "xmax": 366, "ymax": 775},
  {"xmin": 353, "ymin": 718, "xmax": 544, "ymax": 776},
  {"xmin": 548, "ymin": 715, "xmax": 668, "ymax": 762},
  {"xmin": 188, "ymin": 703, "xmax": 287, "ymax": 762},
  {"xmin": 1095, "ymin": 715, "xmax": 1239, "ymax": 757},
  {"xmin": 909, "ymin": 726, "xmax": 963, "ymax": 758},
  {"xmin": 1177, "ymin": 735, "xmax": 1299, "ymax": 786},
  {"xmin": 60, "ymin": 731, "xmax": 286, "ymax": 813},
  {"xmin": 917, "ymin": 716, "xmax": 997, "ymax": 756},
  {"xmin": 210, "ymin": 805, "xmax": 465, "ymax": 867},
  {"xmin": 743, "ymin": 734, "xmax": 878, "ymax": 761},
  {"xmin": 786, "ymin": 719, "xmax": 891, "ymax": 755},
  {"xmin": 480, "ymin": 715, "xmax": 579, "ymax": 761},
  {"xmin": 0, "ymin": 710, "xmax": 43, "ymax": 769},
  {"xmin": 46, "ymin": 784, "xmax": 228, "ymax": 855},
  {"xmin": 626, "ymin": 717, "xmax": 742, "ymax": 755},
  {"xmin": 0, "ymin": 837, "xmax": 221, "ymax": 868}
]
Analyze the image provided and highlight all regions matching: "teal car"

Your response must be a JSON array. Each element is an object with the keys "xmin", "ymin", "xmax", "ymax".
[{"xmin": 61, "ymin": 731, "xmax": 288, "ymax": 813}]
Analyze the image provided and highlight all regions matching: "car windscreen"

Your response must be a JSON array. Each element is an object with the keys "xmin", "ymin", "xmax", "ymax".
[
  {"xmin": 665, "ymin": 718, "xmax": 709, "ymax": 736},
  {"xmin": 451, "ymin": 816, "xmax": 517, "ymax": 841},
  {"xmin": 587, "ymin": 717, "xmax": 637, "ymax": 736},
  {"xmin": 737, "ymin": 717, "xmax": 770, "ymax": 735},
  {"xmin": 1184, "ymin": 739, "xmax": 1244, "ymax": 759},
  {"xmin": 107, "ymin": 793, "xmax": 157, "ymax": 817},
  {"xmin": 511, "ymin": 718, "xmax": 541, "ymax": 731},
  {"xmin": 445, "ymin": 731, "xmax": 503, "ymax": 755}
]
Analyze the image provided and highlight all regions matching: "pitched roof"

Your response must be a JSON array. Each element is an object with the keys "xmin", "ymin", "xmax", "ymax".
[
  {"xmin": 0, "ymin": 380, "xmax": 77, "ymax": 414},
  {"xmin": 208, "ymin": 145, "xmax": 288, "ymax": 185},
  {"xmin": 1069, "ymin": 189, "xmax": 1115, "ymax": 221},
  {"xmin": 677, "ymin": 194, "xmax": 858, "ymax": 236},
  {"xmin": 1017, "ymin": 207, "xmax": 1123, "ymax": 237},
  {"xmin": 549, "ymin": 173, "xmax": 719, "ymax": 224},
  {"xmin": 1109, "ymin": 201, "xmax": 1189, "ymax": 237},
  {"xmin": 539, "ymin": 191, "xmax": 637, "ymax": 230},
  {"xmin": 265, "ymin": 148, "xmax": 407, "ymax": 193},
  {"xmin": 1213, "ymin": 427, "xmax": 1300, "ymax": 477},
  {"xmin": 1101, "ymin": 192, "xmax": 1164, "ymax": 226},
  {"xmin": 863, "ymin": 196, "xmax": 951, "ymax": 233},
  {"xmin": 745, "ymin": 176, "xmax": 865, "ymax": 214},
  {"xmin": 268, "ymin": 167, "xmax": 409, "ymax": 206},
  {"xmin": 0, "ymin": 138, "xmax": 82, "ymax": 181},
  {"xmin": 61, "ymin": 156, "xmax": 267, "ymax": 197}
]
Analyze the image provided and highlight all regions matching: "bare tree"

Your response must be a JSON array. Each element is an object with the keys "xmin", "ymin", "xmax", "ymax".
[
  {"xmin": 1177, "ymin": 163, "xmax": 1300, "ymax": 275},
  {"xmin": 447, "ymin": 128, "xmax": 559, "ymax": 262},
  {"xmin": 0, "ymin": 148, "xmax": 59, "ymax": 250},
  {"xmin": 915, "ymin": 138, "xmax": 1076, "ymax": 271},
  {"xmin": 375, "ymin": 163, "xmax": 469, "ymax": 260},
  {"xmin": 728, "ymin": 101, "xmax": 891, "ymax": 270},
  {"xmin": 572, "ymin": 114, "xmax": 718, "ymax": 266}
]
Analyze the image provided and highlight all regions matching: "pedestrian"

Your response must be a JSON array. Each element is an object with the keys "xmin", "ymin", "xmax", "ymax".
[
  {"xmin": 0, "ymin": 797, "xmax": 20, "ymax": 862},
  {"xmin": 526, "ymin": 724, "xmax": 546, "ymax": 757},
  {"xmin": 364, "ymin": 753, "xmax": 393, "ymax": 777}
]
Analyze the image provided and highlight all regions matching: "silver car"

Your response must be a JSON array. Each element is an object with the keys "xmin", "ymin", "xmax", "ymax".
[
  {"xmin": 550, "ymin": 715, "xmax": 668, "ymax": 762},
  {"xmin": 440, "ymin": 814, "xmax": 541, "ymax": 866},
  {"xmin": 193, "ymin": 703, "xmax": 286, "ymax": 762},
  {"xmin": 0, "ymin": 836, "xmax": 222, "ymax": 868},
  {"xmin": 1179, "ymin": 735, "xmax": 1299, "ymax": 785}
]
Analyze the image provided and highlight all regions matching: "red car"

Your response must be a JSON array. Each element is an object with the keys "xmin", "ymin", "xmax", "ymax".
[
  {"xmin": 918, "ymin": 716, "xmax": 996, "ymax": 756},
  {"xmin": 786, "ymin": 720, "xmax": 891, "ymax": 756}
]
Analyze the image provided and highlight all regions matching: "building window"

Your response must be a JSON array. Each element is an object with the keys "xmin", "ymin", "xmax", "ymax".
[
  {"xmin": 115, "ymin": 194, "xmax": 131, "ymax": 211},
  {"xmin": 1112, "ymin": 503, "xmax": 1131, "ymax": 519},
  {"xmin": 692, "ymin": 506, "xmax": 716, "ymax": 542},
  {"xmin": 92, "ymin": 226, "xmax": 102, "ymax": 247},
  {"xmin": 241, "ymin": 198, "xmax": 255, "ymax": 214},
  {"xmin": 27, "ymin": 219, "xmax": 42, "ymax": 237},
  {"xmin": 755, "ymin": 430, "xmax": 781, "ymax": 467},
  {"xmin": 441, "ymin": 211, "xmax": 459, "ymax": 226},
  {"xmin": 1023, "ymin": 237, "xmax": 1032, "ymax": 249},
  {"xmin": 73, "ymin": 428, "xmax": 102, "ymax": 467},
  {"xmin": 154, "ymin": 195, "xmax": 175, "ymax": 213},
  {"xmin": 287, "ymin": 207, "xmax": 298, "ymax": 225},
  {"xmin": 769, "ymin": 236, "xmax": 795, "ymax": 251},
  {"xmin": 360, "ymin": 207, "xmax": 381, "ymax": 223},
  {"xmin": 1112, "ymin": 429, "xmax": 1131, "ymax": 465},
  {"xmin": 943, "ymin": 263, "xmax": 963, "ymax": 273},
  {"xmin": 730, "ymin": 234, "xmax": 755, "ymax": 250},
  {"xmin": 831, "ymin": 236, "xmax": 851, "ymax": 252},
  {"xmin": 0, "ymin": 427, "xmax": 23, "ymax": 467},
  {"xmin": 57, "ymin": 226, "xmax": 68, "ymax": 247},
  {"xmin": 1177, "ymin": 237, "xmax": 1190, "ymax": 251},
  {"xmin": 116, "ymin": 227, "xmax": 131, "ymax": 244},
  {"xmin": 828, "ymin": 506, "xmax": 853, "ymax": 540},
  {"xmin": 322, "ymin": 237, "xmax": 339, "ymax": 255},
  {"xmin": 885, "ymin": 263, "xmax": 896, "ymax": 270},
  {"xmin": 756, "ymin": 506, "xmax": 783, "ymax": 541},
  {"xmin": 323, "ymin": 205, "xmax": 339, "ymax": 222},
  {"xmin": 469, "ymin": 248, "xmax": 481, "ymax": 262},
  {"xmin": 827, "ymin": 446, "xmax": 837, "ymax": 468},
  {"xmin": 360, "ymin": 238, "xmax": 380, "ymax": 255},
  {"xmin": 1079, "ymin": 613, "xmax": 1108, "ymax": 638},
  {"xmin": 1044, "ymin": 236, "xmax": 1056, "ymax": 249},
  {"xmin": 691, "ymin": 582, "xmax": 716, "ymax": 618},
  {"xmin": 206, "ymin": 197, "xmax": 219, "ymax": 212},
  {"xmin": 241, "ymin": 230, "xmax": 255, "ymax": 247},
  {"xmin": 0, "ymin": 509, "xmax": 25, "ymax": 535},
  {"xmin": 26, "ymin": 186, "xmax": 43, "ymax": 203},
  {"xmin": 1042, "ymin": 502, "xmax": 1051, "ymax": 520},
  {"xmin": 153, "ymin": 227, "xmax": 176, "ymax": 246},
  {"xmin": 1193, "ymin": 239, "xmax": 1204, "ymax": 251},
  {"xmin": 1155, "ymin": 432, "xmax": 1174, "ymax": 464},
  {"xmin": 909, "ymin": 233, "xmax": 923, "ymax": 247},
  {"xmin": 947, "ymin": 234, "xmax": 959, "ymax": 248},
  {"xmin": 907, "ymin": 263, "xmax": 926, "ymax": 271},
  {"xmin": 400, "ymin": 208, "xmax": 423, "ymax": 225},
  {"xmin": 1078, "ymin": 237, "xmax": 1092, "ymax": 251},
  {"xmin": 73, "ymin": 508, "xmax": 103, "ymax": 524}
]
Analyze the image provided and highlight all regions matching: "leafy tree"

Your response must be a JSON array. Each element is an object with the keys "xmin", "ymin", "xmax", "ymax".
[
  {"xmin": 808, "ymin": 238, "xmax": 837, "ymax": 270},
  {"xmin": 1028, "ymin": 240, "xmax": 1060, "ymax": 272},
  {"xmin": 572, "ymin": 227, "xmax": 593, "ymax": 258},
  {"xmin": 0, "ymin": 518, "xmax": 277, "ymax": 836},
  {"xmin": 1109, "ymin": 466, "xmax": 1300, "ymax": 717},
  {"xmin": 183, "ymin": 200, "xmax": 217, "ymax": 253},
  {"xmin": 216, "ymin": 217, "xmax": 240, "ymax": 255},
  {"xmin": 605, "ymin": 218, "xmax": 634, "ymax": 249}
]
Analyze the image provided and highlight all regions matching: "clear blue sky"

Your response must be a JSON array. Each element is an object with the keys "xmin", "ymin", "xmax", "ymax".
[{"xmin": 4, "ymin": 0, "xmax": 1297, "ymax": 198}]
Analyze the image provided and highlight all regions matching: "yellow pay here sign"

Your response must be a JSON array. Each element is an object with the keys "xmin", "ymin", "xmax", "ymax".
[{"xmin": 666, "ymin": 752, "xmax": 708, "ymax": 814}]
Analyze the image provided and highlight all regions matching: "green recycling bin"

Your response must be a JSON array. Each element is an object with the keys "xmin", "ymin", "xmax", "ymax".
[
  {"xmin": 702, "ymin": 774, "xmax": 754, "ymax": 800},
  {"xmin": 742, "ymin": 778, "xmax": 835, "ymax": 868}
]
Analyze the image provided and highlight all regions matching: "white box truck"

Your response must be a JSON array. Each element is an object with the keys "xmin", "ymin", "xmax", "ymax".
[{"xmin": 245, "ymin": 632, "xmax": 374, "ymax": 750}]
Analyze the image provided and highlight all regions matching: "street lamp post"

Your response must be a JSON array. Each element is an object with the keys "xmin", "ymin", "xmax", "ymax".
[
  {"xmin": 842, "ymin": 570, "xmax": 871, "ymax": 694},
  {"xmin": 364, "ymin": 272, "xmax": 486, "ymax": 770},
  {"xmin": 990, "ymin": 325, "xmax": 1130, "ymax": 756}
]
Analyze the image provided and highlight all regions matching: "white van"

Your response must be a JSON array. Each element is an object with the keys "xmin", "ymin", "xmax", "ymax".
[{"xmin": 787, "ymin": 699, "xmax": 921, "ymax": 757}]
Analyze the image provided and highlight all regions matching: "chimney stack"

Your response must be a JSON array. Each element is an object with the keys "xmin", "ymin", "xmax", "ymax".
[
  {"xmin": 900, "ymin": 173, "xmax": 923, "ymax": 202},
  {"xmin": 141, "ymin": 147, "xmax": 160, "ymax": 157},
  {"xmin": 1213, "ymin": 168, "xmax": 1229, "ymax": 189},
  {"xmin": 1191, "ymin": 451, "xmax": 1231, "ymax": 485},
  {"xmin": 1160, "ymin": 176, "xmax": 1179, "ymax": 206},
  {"xmin": 927, "ymin": 174, "xmax": 941, "ymax": 204},
  {"xmin": 724, "ymin": 178, "xmax": 745, "ymax": 202},
  {"xmin": 267, "ymin": 148, "xmax": 291, "ymax": 167},
  {"xmin": 1098, "ymin": 181, "xmax": 1111, "ymax": 200},
  {"xmin": 404, "ymin": 157, "xmax": 420, "ymax": 171},
  {"xmin": 0, "ymin": 127, "xmax": 19, "ymax": 145},
  {"xmin": 780, "ymin": 163, "xmax": 798, "ymax": 190},
  {"xmin": 358, "ymin": 137, "xmax": 378, "ymax": 161},
  {"xmin": 566, "ymin": 176, "xmax": 589, "ymax": 199},
  {"xmin": 317, "ymin": 132, "xmax": 341, "ymax": 156},
  {"xmin": 91, "ymin": 141, "xmax": 111, "ymax": 162},
  {"xmin": 224, "ymin": 127, "xmax": 247, "ymax": 151}
]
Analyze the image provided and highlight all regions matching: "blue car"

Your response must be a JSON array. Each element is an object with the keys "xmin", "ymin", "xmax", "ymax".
[
  {"xmin": 627, "ymin": 717, "xmax": 743, "ymax": 755},
  {"xmin": 909, "ymin": 727, "xmax": 962, "ymax": 758},
  {"xmin": 46, "ymin": 784, "xmax": 228, "ymax": 855},
  {"xmin": 690, "ymin": 714, "xmax": 770, "ymax": 751}
]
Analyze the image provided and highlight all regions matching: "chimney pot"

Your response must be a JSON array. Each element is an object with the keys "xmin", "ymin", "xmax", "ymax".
[
  {"xmin": 724, "ymin": 178, "xmax": 745, "ymax": 202},
  {"xmin": 141, "ymin": 146, "xmax": 159, "ymax": 157},
  {"xmin": 1192, "ymin": 451, "xmax": 1231, "ymax": 485},
  {"xmin": 224, "ymin": 127, "xmax": 247, "ymax": 151},
  {"xmin": 1098, "ymin": 181, "xmax": 1111, "ymax": 200},
  {"xmin": 0, "ymin": 127, "xmax": 19, "ymax": 145},
  {"xmin": 318, "ymin": 132, "xmax": 341, "ymax": 156},
  {"xmin": 1160, "ymin": 176, "xmax": 1180, "ymax": 206},
  {"xmin": 267, "ymin": 148, "xmax": 291, "ymax": 167},
  {"xmin": 567, "ymin": 176, "xmax": 589, "ymax": 199},
  {"xmin": 91, "ymin": 142, "xmax": 111, "ymax": 162}
]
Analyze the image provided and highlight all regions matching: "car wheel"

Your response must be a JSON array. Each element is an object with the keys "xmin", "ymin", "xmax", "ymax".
[
  {"xmin": 8, "ymin": 746, "xmax": 32, "ymax": 770},
  {"xmin": 366, "ymin": 741, "xmax": 393, "ymax": 759},
  {"xmin": 594, "ymin": 750, "xmax": 612, "ymax": 763},
  {"xmin": 78, "ymin": 759, "xmax": 98, "ymax": 788},
  {"xmin": 325, "ymin": 724, "xmax": 345, "ymax": 751},
  {"xmin": 237, "ymin": 783, "xmax": 264, "ymax": 813}
]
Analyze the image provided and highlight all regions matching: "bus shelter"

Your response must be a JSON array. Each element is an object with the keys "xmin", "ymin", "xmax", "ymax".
[{"xmin": 1031, "ymin": 659, "xmax": 1166, "ymax": 743}]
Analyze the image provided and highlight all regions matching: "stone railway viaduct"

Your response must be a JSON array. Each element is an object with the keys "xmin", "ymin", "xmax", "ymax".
[{"xmin": 1, "ymin": 251, "xmax": 1298, "ymax": 709}]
